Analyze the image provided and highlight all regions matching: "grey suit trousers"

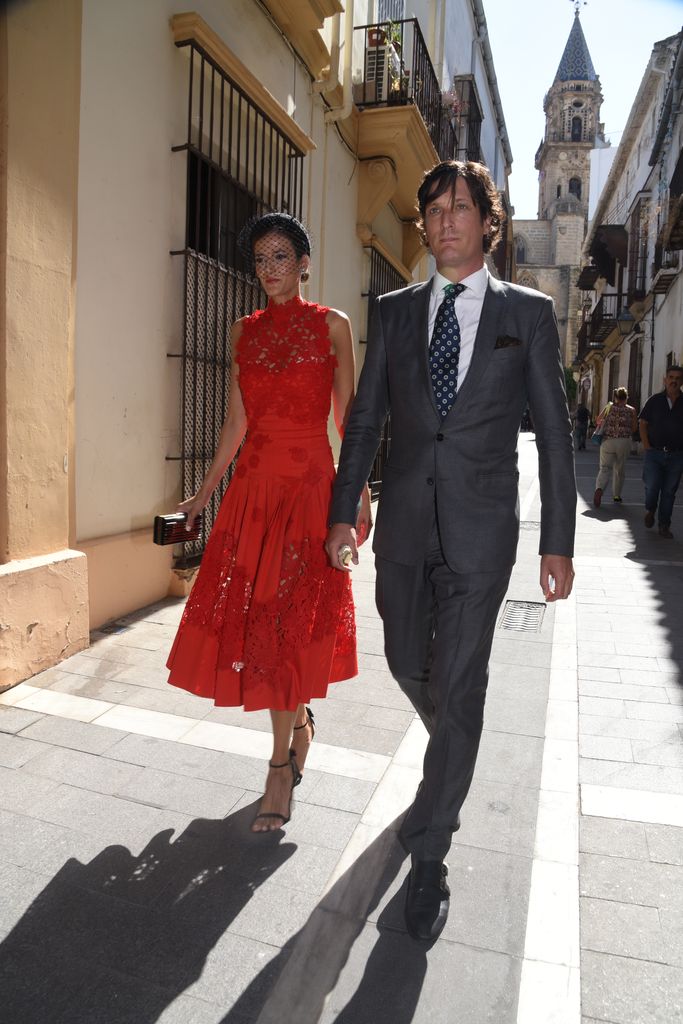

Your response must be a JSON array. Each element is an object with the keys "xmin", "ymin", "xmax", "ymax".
[{"xmin": 376, "ymin": 514, "xmax": 511, "ymax": 861}]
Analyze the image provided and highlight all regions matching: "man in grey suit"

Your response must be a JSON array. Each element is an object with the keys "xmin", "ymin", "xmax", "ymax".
[{"xmin": 326, "ymin": 160, "xmax": 576, "ymax": 942}]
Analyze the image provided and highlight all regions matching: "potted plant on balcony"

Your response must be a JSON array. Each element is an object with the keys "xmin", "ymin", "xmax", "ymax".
[
  {"xmin": 386, "ymin": 20, "xmax": 402, "ymax": 54},
  {"xmin": 367, "ymin": 26, "xmax": 387, "ymax": 46}
]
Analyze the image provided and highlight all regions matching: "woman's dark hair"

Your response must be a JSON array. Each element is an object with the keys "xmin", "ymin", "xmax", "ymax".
[
  {"xmin": 614, "ymin": 386, "xmax": 628, "ymax": 401},
  {"xmin": 238, "ymin": 212, "xmax": 311, "ymax": 278},
  {"xmin": 415, "ymin": 160, "xmax": 506, "ymax": 254}
]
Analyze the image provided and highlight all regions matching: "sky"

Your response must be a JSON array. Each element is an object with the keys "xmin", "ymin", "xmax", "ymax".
[{"xmin": 482, "ymin": 0, "xmax": 683, "ymax": 218}]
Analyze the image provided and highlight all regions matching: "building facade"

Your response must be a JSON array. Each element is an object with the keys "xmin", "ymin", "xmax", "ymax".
[
  {"xmin": 513, "ymin": 10, "xmax": 607, "ymax": 365},
  {"xmin": 1, "ymin": 0, "xmax": 514, "ymax": 687},
  {"xmin": 577, "ymin": 32, "xmax": 682, "ymax": 419}
]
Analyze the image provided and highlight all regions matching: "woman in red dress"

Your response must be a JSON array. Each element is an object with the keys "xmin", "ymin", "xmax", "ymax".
[{"xmin": 167, "ymin": 213, "xmax": 371, "ymax": 831}]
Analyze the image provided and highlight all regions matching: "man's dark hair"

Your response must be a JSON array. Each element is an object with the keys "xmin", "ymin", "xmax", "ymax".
[
  {"xmin": 415, "ymin": 160, "xmax": 506, "ymax": 254},
  {"xmin": 667, "ymin": 365, "xmax": 683, "ymax": 375}
]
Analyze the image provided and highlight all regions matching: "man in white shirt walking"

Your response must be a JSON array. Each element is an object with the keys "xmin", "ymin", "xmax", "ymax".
[{"xmin": 326, "ymin": 160, "xmax": 576, "ymax": 943}]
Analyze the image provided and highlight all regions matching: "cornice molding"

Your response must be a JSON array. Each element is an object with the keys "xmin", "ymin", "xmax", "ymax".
[
  {"xmin": 262, "ymin": 0, "xmax": 341, "ymax": 79},
  {"xmin": 170, "ymin": 12, "xmax": 315, "ymax": 153}
]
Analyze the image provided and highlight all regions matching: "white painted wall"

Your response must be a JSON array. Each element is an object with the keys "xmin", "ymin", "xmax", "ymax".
[{"xmin": 588, "ymin": 146, "xmax": 617, "ymax": 221}]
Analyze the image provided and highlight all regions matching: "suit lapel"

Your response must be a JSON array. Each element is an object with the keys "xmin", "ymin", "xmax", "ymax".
[{"xmin": 448, "ymin": 276, "xmax": 507, "ymax": 411}]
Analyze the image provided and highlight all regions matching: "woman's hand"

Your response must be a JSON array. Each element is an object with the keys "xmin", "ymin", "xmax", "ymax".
[
  {"xmin": 176, "ymin": 494, "xmax": 207, "ymax": 532},
  {"xmin": 355, "ymin": 485, "xmax": 373, "ymax": 547}
]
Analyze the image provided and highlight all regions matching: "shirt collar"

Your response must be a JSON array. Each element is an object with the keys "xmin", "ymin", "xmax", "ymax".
[{"xmin": 432, "ymin": 263, "xmax": 489, "ymax": 299}]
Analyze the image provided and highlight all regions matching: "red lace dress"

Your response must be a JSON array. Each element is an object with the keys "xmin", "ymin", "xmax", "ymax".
[{"xmin": 166, "ymin": 296, "xmax": 357, "ymax": 711}]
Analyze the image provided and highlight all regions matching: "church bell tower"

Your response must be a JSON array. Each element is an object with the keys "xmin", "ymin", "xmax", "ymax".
[{"xmin": 534, "ymin": 4, "xmax": 605, "ymax": 262}]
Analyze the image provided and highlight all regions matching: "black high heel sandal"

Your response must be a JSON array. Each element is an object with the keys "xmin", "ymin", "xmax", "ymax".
[
  {"xmin": 290, "ymin": 706, "xmax": 315, "ymax": 786},
  {"xmin": 251, "ymin": 752, "xmax": 302, "ymax": 831}
]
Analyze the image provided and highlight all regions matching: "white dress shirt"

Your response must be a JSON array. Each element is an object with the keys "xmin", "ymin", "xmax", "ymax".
[{"xmin": 428, "ymin": 264, "xmax": 489, "ymax": 393}]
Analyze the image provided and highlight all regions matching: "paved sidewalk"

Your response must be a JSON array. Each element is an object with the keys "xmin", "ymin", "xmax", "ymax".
[{"xmin": 0, "ymin": 436, "xmax": 681, "ymax": 1023}]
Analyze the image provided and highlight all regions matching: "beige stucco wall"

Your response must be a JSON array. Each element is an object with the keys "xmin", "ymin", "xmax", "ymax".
[
  {"xmin": 0, "ymin": 0, "xmax": 89, "ymax": 687},
  {"xmin": 74, "ymin": 0, "xmax": 370, "ymax": 624}
]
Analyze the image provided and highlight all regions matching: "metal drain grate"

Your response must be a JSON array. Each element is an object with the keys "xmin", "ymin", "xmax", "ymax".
[
  {"xmin": 519, "ymin": 520, "xmax": 541, "ymax": 530},
  {"xmin": 498, "ymin": 600, "xmax": 546, "ymax": 632}
]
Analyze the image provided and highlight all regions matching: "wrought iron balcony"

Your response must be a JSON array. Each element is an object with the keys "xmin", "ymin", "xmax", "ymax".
[
  {"xmin": 589, "ymin": 293, "xmax": 621, "ymax": 346},
  {"xmin": 354, "ymin": 20, "xmax": 452, "ymax": 160},
  {"xmin": 651, "ymin": 247, "xmax": 680, "ymax": 294}
]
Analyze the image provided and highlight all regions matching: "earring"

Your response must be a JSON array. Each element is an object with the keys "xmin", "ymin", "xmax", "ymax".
[{"xmin": 300, "ymin": 269, "xmax": 310, "ymax": 282}]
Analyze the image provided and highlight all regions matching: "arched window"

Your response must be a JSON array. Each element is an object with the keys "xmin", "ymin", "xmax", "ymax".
[
  {"xmin": 569, "ymin": 177, "xmax": 582, "ymax": 199},
  {"xmin": 556, "ymin": 183, "xmax": 562, "ymax": 199},
  {"xmin": 571, "ymin": 116, "xmax": 583, "ymax": 141},
  {"xmin": 516, "ymin": 238, "xmax": 527, "ymax": 265},
  {"xmin": 518, "ymin": 271, "xmax": 539, "ymax": 291}
]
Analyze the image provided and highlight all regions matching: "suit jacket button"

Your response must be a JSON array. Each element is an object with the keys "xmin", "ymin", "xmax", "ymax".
[
  {"xmin": 436, "ymin": 433, "xmax": 444, "ymax": 441},
  {"xmin": 426, "ymin": 477, "xmax": 434, "ymax": 485}
]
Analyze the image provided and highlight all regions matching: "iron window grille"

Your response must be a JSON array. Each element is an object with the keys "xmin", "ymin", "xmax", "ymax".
[
  {"xmin": 170, "ymin": 40, "xmax": 305, "ymax": 566},
  {"xmin": 451, "ymin": 76, "xmax": 482, "ymax": 163},
  {"xmin": 627, "ymin": 197, "xmax": 649, "ymax": 304}
]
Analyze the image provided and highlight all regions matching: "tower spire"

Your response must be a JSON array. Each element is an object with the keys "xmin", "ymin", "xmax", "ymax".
[{"xmin": 556, "ymin": 5, "xmax": 597, "ymax": 82}]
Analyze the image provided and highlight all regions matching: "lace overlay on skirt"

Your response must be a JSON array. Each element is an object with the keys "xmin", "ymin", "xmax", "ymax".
[{"xmin": 167, "ymin": 297, "xmax": 357, "ymax": 711}]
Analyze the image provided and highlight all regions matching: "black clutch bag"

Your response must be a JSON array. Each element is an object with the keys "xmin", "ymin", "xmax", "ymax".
[{"xmin": 153, "ymin": 512, "xmax": 202, "ymax": 546}]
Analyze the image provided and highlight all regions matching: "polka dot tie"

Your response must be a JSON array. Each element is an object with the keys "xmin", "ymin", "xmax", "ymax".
[{"xmin": 429, "ymin": 283, "xmax": 466, "ymax": 418}]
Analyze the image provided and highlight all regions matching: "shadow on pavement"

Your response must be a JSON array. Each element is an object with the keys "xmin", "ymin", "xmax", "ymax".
[
  {"xmin": 0, "ymin": 801, "xmax": 425, "ymax": 1024},
  {"xmin": 574, "ymin": 444, "xmax": 683, "ymax": 699},
  {"xmin": 220, "ymin": 819, "xmax": 424, "ymax": 1024},
  {"xmin": 0, "ymin": 803, "xmax": 296, "ymax": 1022}
]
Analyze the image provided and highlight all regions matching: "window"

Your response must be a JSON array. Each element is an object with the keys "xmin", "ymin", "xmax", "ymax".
[
  {"xmin": 516, "ymin": 238, "xmax": 527, "ymax": 265},
  {"xmin": 571, "ymin": 116, "xmax": 583, "ymax": 141},
  {"xmin": 452, "ymin": 76, "xmax": 482, "ymax": 163},
  {"xmin": 627, "ymin": 197, "xmax": 649, "ymax": 303},
  {"xmin": 377, "ymin": 0, "xmax": 403, "ymax": 20},
  {"xmin": 569, "ymin": 177, "xmax": 582, "ymax": 200},
  {"xmin": 518, "ymin": 271, "xmax": 539, "ymax": 290}
]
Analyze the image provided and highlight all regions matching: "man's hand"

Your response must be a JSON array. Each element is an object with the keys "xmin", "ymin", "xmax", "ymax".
[
  {"xmin": 540, "ymin": 554, "xmax": 575, "ymax": 602},
  {"xmin": 325, "ymin": 523, "xmax": 357, "ymax": 571}
]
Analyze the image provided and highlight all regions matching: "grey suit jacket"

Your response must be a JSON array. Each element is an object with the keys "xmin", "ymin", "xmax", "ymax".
[{"xmin": 330, "ymin": 274, "xmax": 576, "ymax": 573}]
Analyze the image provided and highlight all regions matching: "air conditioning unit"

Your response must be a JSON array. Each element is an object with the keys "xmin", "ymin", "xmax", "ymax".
[{"xmin": 364, "ymin": 44, "xmax": 400, "ymax": 103}]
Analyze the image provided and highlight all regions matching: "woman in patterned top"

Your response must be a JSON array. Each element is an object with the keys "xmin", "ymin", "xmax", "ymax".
[{"xmin": 593, "ymin": 387, "xmax": 638, "ymax": 507}]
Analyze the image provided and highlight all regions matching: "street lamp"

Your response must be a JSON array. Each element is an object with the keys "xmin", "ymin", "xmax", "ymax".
[{"xmin": 617, "ymin": 306, "xmax": 636, "ymax": 336}]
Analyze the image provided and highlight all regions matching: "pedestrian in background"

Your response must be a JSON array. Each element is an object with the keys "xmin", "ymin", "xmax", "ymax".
[
  {"xmin": 575, "ymin": 401, "xmax": 589, "ymax": 450},
  {"xmin": 639, "ymin": 366, "xmax": 683, "ymax": 539},
  {"xmin": 593, "ymin": 387, "xmax": 637, "ymax": 507}
]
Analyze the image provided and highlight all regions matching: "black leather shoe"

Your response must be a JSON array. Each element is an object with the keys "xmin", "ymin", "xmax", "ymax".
[{"xmin": 404, "ymin": 857, "xmax": 450, "ymax": 942}]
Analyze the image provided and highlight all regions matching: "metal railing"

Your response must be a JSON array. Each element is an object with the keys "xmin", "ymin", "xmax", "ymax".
[
  {"xmin": 627, "ymin": 198, "xmax": 648, "ymax": 305},
  {"xmin": 354, "ymin": 20, "xmax": 452, "ymax": 159},
  {"xmin": 450, "ymin": 76, "xmax": 482, "ymax": 163},
  {"xmin": 589, "ymin": 293, "xmax": 621, "ymax": 346}
]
